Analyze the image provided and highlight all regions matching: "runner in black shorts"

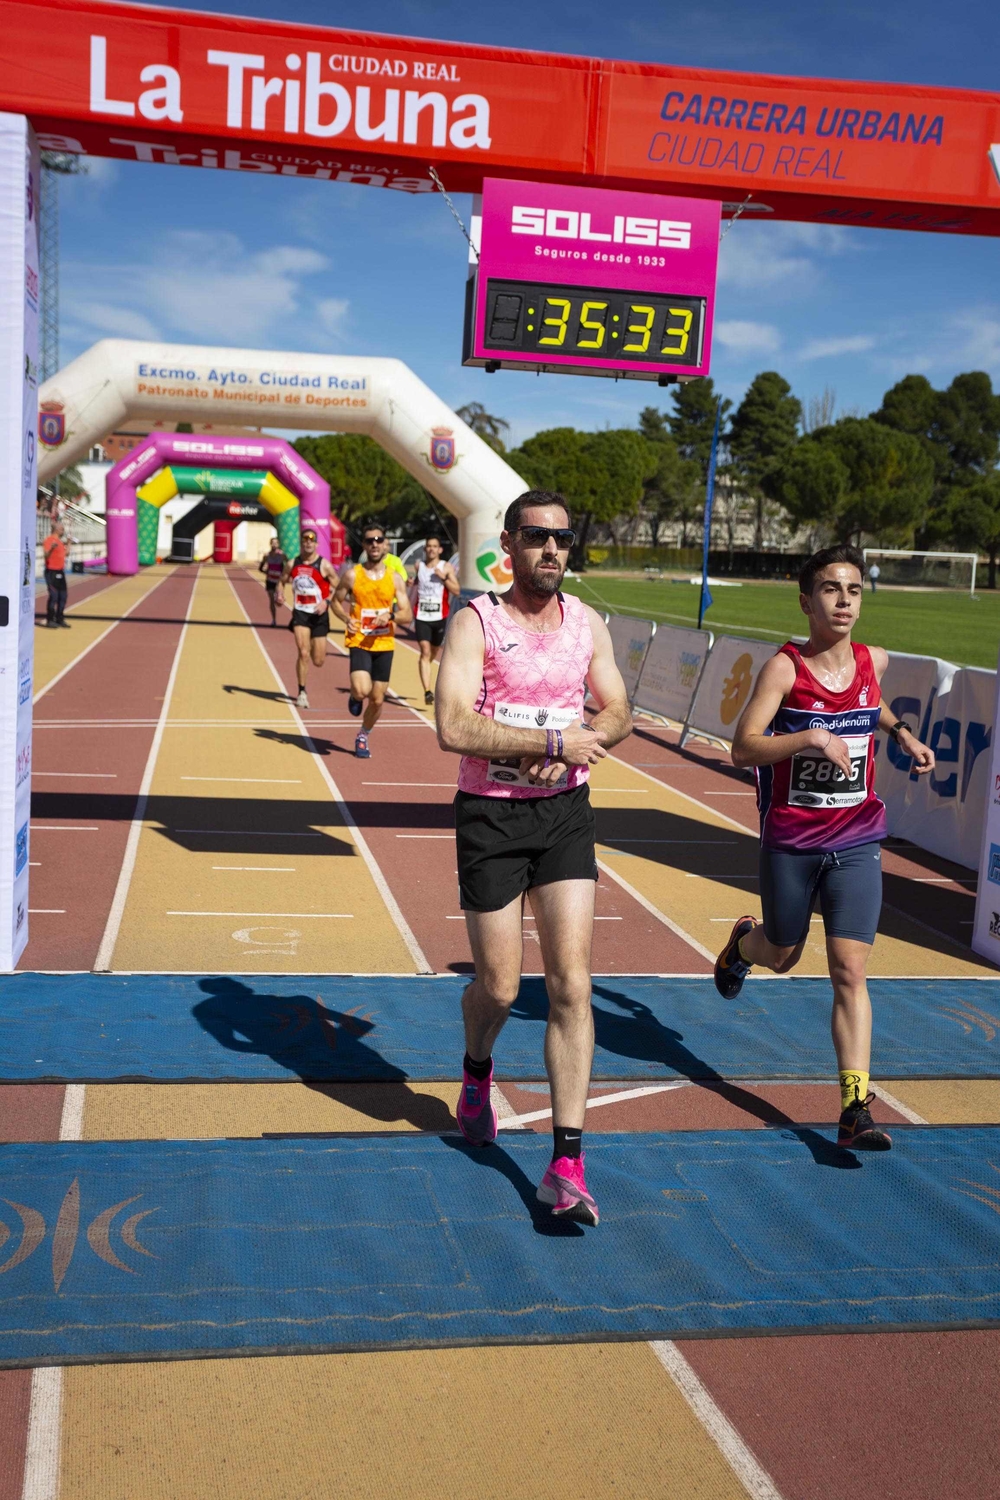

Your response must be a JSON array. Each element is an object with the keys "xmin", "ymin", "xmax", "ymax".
[
  {"xmin": 282, "ymin": 528, "xmax": 339, "ymax": 708},
  {"xmin": 258, "ymin": 537, "xmax": 286, "ymax": 626},
  {"xmin": 436, "ymin": 490, "xmax": 632, "ymax": 1225},
  {"xmin": 410, "ymin": 537, "xmax": 460, "ymax": 705},
  {"xmin": 713, "ymin": 544, "xmax": 935, "ymax": 1150}
]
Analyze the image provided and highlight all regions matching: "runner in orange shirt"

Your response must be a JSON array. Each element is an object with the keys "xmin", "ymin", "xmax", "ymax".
[
  {"xmin": 42, "ymin": 520, "xmax": 69, "ymax": 628},
  {"xmin": 331, "ymin": 524, "xmax": 412, "ymax": 758}
]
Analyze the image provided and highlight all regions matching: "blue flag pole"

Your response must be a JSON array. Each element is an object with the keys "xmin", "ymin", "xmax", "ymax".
[{"xmin": 698, "ymin": 397, "xmax": 723, "ymax": 630}]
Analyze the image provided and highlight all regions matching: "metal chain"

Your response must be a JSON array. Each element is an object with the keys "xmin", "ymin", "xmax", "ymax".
[
  {"xmin": 720, "ymin": 194, "xmax": 753, "ymax": 240},
  {"xmin": 428, "ymin": 165, "xmax": 479, "ymax": 260}
]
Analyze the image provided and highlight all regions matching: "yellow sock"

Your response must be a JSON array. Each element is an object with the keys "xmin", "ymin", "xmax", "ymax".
[
  {"xmin": 737, "ymin": 936, "xmax": 752, "ymax": 965},
  {"xmin": 839, "ymin": 1070, "xmax": 869, "ymax": 1112}
]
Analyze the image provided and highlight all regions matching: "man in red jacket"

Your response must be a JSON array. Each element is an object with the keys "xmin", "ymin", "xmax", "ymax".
[{"xmin": 42, "ymin": 520, "xmax": 69, "ymax": 628}]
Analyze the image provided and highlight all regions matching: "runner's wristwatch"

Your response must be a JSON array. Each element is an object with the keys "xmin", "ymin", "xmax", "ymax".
[{"xmin": 888, "ymin": 721, "xmax": 912, "ymax": 742}]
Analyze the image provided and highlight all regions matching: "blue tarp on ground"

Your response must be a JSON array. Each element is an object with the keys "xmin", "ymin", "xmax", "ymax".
[
  {"xmin": 2, "ymin": 1128, "xmax": 1000, "ymax": 1365},
  {"xmin": 2, "ymin": 974, "xmax": 1000, "ymax": 1082}
]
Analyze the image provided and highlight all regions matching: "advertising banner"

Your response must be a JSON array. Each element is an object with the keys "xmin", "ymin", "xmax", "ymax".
[
  {"xmin": 607, "ymin": 615, "xmax": 655, "ymax": 702},
  {"xmin": 0, "ymin": 3, "xmax": 998, "ymax": 230},
  {"xmin": 974, "ymin": 654, "xmax": 1000, "ymax": 961},
  {"xmin": 633, "ymin": 623, "xmax": 713, "ymax": 726},
  {"xmin": 682, "ymin": 634, "xmax": 775, "ymax": 746},
  {"xmin": 0, "ymin": 112, "xmax": 39, "ymax": 969}
]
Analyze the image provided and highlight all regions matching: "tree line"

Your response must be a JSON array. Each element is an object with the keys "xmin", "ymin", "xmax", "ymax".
[{"xmin": 291, "ymin": 372, "xmax": 1000, "ymax": 582}]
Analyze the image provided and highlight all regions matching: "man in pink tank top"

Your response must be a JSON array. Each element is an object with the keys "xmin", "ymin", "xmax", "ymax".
[
  {"xmin": 436, "ymin": 491, "xmax": 632, "ymax": 1226},
  {"xmin": 713, "ymin": 545, "xmax": 934, "ymax": 1153}
]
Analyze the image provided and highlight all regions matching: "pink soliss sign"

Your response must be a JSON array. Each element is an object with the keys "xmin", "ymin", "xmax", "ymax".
[{"xmin": 464, "ymin": 178, "xmax": 720, "ymax": 381}]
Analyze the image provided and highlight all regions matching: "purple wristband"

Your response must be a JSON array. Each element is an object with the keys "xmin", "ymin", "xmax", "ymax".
[
  {"xmin": 544, "ymin": 728, "xmax": 555, "ymax": 768},
  {"xmin": 555, "ymin": 729, "xmax": 563, "ymax": 760}
]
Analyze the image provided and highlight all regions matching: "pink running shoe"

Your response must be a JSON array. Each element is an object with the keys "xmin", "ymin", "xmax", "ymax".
[
  {"xmin": 536, "ymin": 1154, "xmax": 599, "ymax": 1226},
  {"xmin": 456, "ymin": 1064, "xmax": 497, "ymax": 1147}
]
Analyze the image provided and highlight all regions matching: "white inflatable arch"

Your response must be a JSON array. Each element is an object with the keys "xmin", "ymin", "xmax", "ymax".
[{"xmin": 37, "ymin": 339, "xmax": 527, "ymax": 590}]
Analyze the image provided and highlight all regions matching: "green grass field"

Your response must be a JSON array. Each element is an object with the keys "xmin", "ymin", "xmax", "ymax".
[{"xmin": 561, "ymin": 573, "xmax": 1000, "ymax": 669}]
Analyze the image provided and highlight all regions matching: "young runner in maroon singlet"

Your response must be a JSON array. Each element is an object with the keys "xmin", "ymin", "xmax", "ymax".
[
  {"xmin": 436, "ymin": 491, "xmax": 632, "ymax": 1225},
  {"xmin": 714, "ymin": 545, "xmax": 935, "ymax": 1150}
]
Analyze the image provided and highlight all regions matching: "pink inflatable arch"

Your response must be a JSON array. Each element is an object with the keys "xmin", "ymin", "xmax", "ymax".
[{"xmin": 105, "ymin": 432, "xmax": 331, "ymax": 574}]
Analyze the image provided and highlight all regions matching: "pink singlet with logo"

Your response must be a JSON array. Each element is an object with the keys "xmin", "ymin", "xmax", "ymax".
[{"xmin": 458, "ymin": 590, "xmax": 594, "ymax": 799}]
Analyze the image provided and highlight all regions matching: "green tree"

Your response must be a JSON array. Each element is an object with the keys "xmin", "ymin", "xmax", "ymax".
[
  {"xmin": 455, "ymin": 402, "xmax": 510, "ymax": 453},
  {"xmin": 507, "ymin": 426, "xmax": 655, "ymax": 565},
  {"xmin": 942, "ymin": 473, "xmax": 1000, "ymax": 588},
  {"xmin": 812, "ymin": 417, "xmax": 934, "ymax": 542},
  {"xmin": 770, "ymin": 439, "xmax": 849, "ymax": 533},
  {"xmin": 667, "ymin": 380, "xmax": 731, "ymax": 482},
  {"xmin": 292, "ymin": 433, "xmax": 436, "ymax": 538},
  {"xmin": 729, "ymin": 371, "xmax": 802, "ymax": 549},
  {"xmin": 639, "ymin": 428, "xmax": 702, "ymax": 547}
]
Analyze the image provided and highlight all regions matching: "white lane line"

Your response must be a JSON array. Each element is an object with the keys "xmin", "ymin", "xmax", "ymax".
[
  {"xmin": 32, "ymin": 772, "xmax": 117, "ymax": 778},
  {"xmin": 502, "ymin": 1081, "xmax": 685, "ymax": 1127},
  {"xmin": 396, "ymin": 834, "xmax": 453, "ymax": 839},
  {"xmin": 30, "ymin": 825, "xmax": 99, "ymax": 831},
  {"xmin": 596, "ymin": 857, "xmax": 715, "ymax": 963},
  {"xmin": 363, "ymin": 781, "xmax": 455, "ymax": 787},
  {"xmin": 167, "ymin": 910, "xmax": 353, "ymax": 918},
  {"xmin": 649, "ymin": 1342, "xmax": 784, "ymax": 1500},
  {"xmin": 227, "ymin": 572, "xmax": 432, "ymax": 974},
  {"xmin": 703, "ymin": 791, "xmax": 755, "ymax": 796},
  {"xmin": 20, "ymin": 1083, "xmax": 86, "ymax": 1500},
  {"xmin": 180, "ymin": 776, "xmax": 302, "ymax": 784},
  {"xmin": 29, "ymin": 909, "xmax": 66, "ymax": 914},
  {"xmin": 871, "ymin": 1083, "xmax": 929, "ymax": 1124},
  {"xmin": 93, "ymin": 576, "xmax": 195, "ymax": 971},
  {"xmin": 212, "ymin": 865, "xmax": 296, "ymax": 872},
  {"xmin": 32, "ymin": 568, "xmax": 174, "ymax": 705}
]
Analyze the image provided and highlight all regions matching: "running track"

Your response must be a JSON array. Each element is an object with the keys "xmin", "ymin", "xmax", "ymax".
[{"xmin": 2, "ymin": 563, "xmax": 998, "ymax": 1500}]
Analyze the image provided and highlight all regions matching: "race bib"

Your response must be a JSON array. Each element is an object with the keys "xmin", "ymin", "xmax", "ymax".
[
  {"xmin": 418, "ymin": 597, "xmax": 443, "ymax": 620},
  {"xmin": 360, "ymin": 607, "xmax": 393, "ymax": 637},
  {"xmin": 487, "ymin": 703, "xmax": 578, "ymax": 788},
  {"xmin": 788, "ymin": 734, "xmax": 869, "ymax": 808},
  {"xmin": 293, "ymin": 579, "xmax": 323, "ymax": 612}
]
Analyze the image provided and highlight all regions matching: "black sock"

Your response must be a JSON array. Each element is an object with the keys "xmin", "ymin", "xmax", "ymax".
[
  {"xmin": 553, "ymin": 1125, "xmax": 583, "ymax": 1160},
  {"xmin": 463, "ymin": 1052, "xmax": 492, "ymax": 1080}
]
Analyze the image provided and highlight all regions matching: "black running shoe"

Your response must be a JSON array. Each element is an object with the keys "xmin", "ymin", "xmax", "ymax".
[
  {"xmin": 348, "ymin": 695, "xmax": 363, "ymax": 717},
  {"xmin": 837, "ymin": 1093, "xmax": 892, "ymax": 1150},
  {"xmin": 424, "ymin": 689, "xmax": 434, "ymax": 706},
  {"xmin": 713, "ymin": 915, "xmax": 758, "ymax": 999}
]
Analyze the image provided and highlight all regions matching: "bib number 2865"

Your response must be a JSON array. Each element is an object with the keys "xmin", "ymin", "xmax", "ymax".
[{"xmin": 788, "ymin": 734, "xmax": 869, "ymax": 808}]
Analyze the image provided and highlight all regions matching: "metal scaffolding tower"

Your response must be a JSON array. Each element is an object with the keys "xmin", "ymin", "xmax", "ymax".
[{"xmin": 39, "ymin": 151, "xmax": 86, "ymax": 383}]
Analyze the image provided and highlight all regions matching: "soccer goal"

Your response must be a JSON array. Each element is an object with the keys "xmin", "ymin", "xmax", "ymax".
[{"xmin": 862, "ymin": 548, "xmax": 979, "ymax": 595}]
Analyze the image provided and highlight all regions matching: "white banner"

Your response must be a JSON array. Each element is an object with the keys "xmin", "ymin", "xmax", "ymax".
[
  {"xmin": 683, "ymin": 634, "xmax": 776, "ymax": 745},
  {"xmin": 633, "ymin": 623, "xmax": 713, "ymax": 725},
  {"xmin": 0, "ymin": 114, "xmax": 39, "ymax": 968},
  {"xmin": 607, "ymin": 614, "xmax": 655, "ymax": 702},
  {"xmin": 874, "ymin": 652, "xmax": 995, "ymax": 872}
]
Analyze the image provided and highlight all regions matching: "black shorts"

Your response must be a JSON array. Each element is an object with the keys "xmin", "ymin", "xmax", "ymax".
[
  {"xmin": 760, "ymin": 840, "xmax": 882, "ymax": 947},
  {"xmin": 415, "ymin": 617, "xmax": 447, "ymax": 648},
  {"xmin": 349, "ymin": 647, "xmax": 393, "ymax": 682},
  {"xmin": 455, "ymin": 783, "xmax": 598, "ymax": 913},
  {"xmin": 265, "ymin": 579, "xmax": 280, "ymax": 594},
  {"xmin": 291, "ymin": 608, "xmax": 329, "ymax": 638}
]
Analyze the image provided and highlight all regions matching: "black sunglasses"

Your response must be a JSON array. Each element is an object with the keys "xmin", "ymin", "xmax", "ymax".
[
  {"xmin": 363, "ymin": 534, "xmax": 386, "ymax": 544},
  {"xmin": 514, "ymin": 525, "xmax": 576, "ymax": 548}
]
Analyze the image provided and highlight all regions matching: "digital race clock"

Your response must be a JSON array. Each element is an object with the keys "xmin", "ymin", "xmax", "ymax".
[{"xmin": 463, "ymin": 179, "xmax": 720, "ymax": 382}]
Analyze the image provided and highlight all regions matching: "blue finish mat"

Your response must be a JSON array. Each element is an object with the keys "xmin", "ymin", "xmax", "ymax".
[
  {"xmin": 2, "ymin": 1128, "xmax": 1000, "ymax": 1365},
  {"xmin": 3, "ymin": 974, "xmax": 1000, "ymax": 1082}
]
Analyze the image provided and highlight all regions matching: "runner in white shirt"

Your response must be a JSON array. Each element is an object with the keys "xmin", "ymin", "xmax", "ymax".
[{"xmin": 410, "ymin": 536, "xmax": 460, "ymax": 706}]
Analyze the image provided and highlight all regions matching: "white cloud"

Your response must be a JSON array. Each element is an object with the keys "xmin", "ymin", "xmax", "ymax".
[
  {"xmin": 714, "ymin": 319, "xmax": 782, "ymax": 355},
  {"xmin": 64, "ymin": 231, "xmax": 333, "ymax": 347},
  {"xmin": 69, "ymin": 301, "xmax": 159, "ymax": 339},
  {"xmin": 799, "ymin": 334, "xmax": 876, "ymax": 360},
  {"xmin": 718, "ymin": 220, "xmax": 857, "ymax": 292},
  {"xmin": 946, "ymin": 310, "xmax": 1000, "ymax": 368},
  {"xmin": 317, "ymin": 298, "xmax": 350, "ymax": 336}
]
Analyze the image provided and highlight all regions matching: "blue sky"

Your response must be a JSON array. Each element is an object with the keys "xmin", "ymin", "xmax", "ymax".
[{"xmin": 58, "ymin": 0, "xmax": 1000, "ymax": 444}]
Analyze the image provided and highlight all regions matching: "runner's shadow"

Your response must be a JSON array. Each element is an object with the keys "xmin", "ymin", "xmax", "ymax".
[
  {"xmin": 253, "ymin": 728, "xmax": 355, "ymax": 757},
  {"xmin": 222, "ymin": 684, "xmax": 295, "ymax": 704},
  {"xmin": 441, "ymin": 1135, "xmax": 585, "ymax": 1237},
  {"xmin": 509, "ymin": 979, "xmax": 859, "ymax": 1171},
  {"xmin": 191, "ymin": 977, "xmax": 454, "ymax": 1132}
]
